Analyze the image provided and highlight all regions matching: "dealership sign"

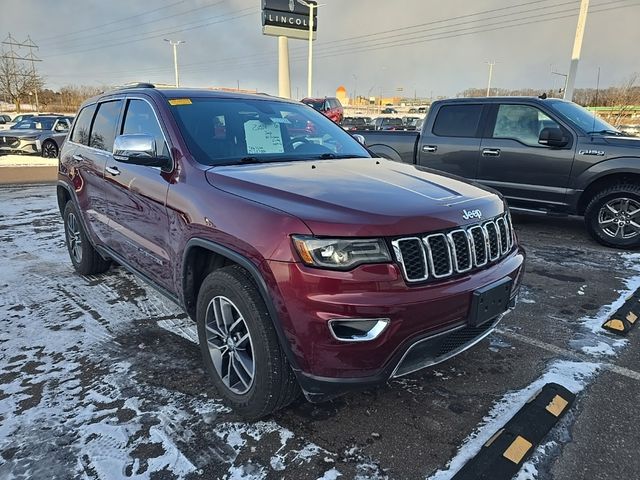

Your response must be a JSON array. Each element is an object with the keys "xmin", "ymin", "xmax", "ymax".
[{"xmin": 262, "ymin": 0, "xmax": 317, "ymax": 41}]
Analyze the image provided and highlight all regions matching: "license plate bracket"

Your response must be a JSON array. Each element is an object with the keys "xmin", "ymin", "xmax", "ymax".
[{"xmin": 469, "ymin": 277, "xmax": 513, "ymax": 327}]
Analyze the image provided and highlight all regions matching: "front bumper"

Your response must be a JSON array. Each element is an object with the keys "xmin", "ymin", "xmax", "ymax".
[
  {"xmin": 267, "ymin": 247, "xmax": 525, "ymax": 400},
  {"xmin": 0, "ymin": 138, "xmax": 39, "ymax": 155}
]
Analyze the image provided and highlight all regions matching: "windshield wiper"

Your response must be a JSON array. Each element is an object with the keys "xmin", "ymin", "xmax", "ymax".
[
  {"xmin": 586, "ymin": 129, "xmax": 623, "ymax": 136},
  {"xmin": 238, "ymin": 156, "xmax": 264, "ymax": 164},
  {"xmin": 315, "ymin": 153, "xmax": 369, "ymax": 159}
]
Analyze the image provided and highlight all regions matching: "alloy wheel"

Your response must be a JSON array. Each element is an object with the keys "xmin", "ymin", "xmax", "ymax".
[
  {"xmin": 42, "ymin": 142, "xmax": 58, "ymax": 158},
  {"xmin": 204, "ymin": 295, "xmax": 255, "ymax": 394},
  {"xmin": 66, "ymin": 212, "xmax": 83, "ymax": 263},
  {"xmin": 597, "ymin": 197, "xmax": 640, "ymax": 239}
]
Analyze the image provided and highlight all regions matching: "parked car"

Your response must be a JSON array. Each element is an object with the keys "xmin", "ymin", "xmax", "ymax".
[
  {"xmin": 418, "ymin": 106, "xmax": 428, "ymax": 113},
  {"xmin": 0, "ymin": 113, "xmax": 35, "ymax": 131},
  {"xmin": 301, "ymin": 97, "xmax": 343, "ymax": 123},
  {"xmin": 357, "ymin": 96, "xmax": 640, "ymax": 248},
  {"xmin": 402, "ymin": 116, "xmax": 423, "ymax": 131},
  {"xmin": 57, "ymin": 84, "xmax": 524, "ymax": 418},
  {"xmin": 381, "ymin": 107, "xmax": 398, "ymax": 114},
  {"xmin": 341, "ymin": 116, "xmax": 374, "ymax": 131},
  {"xmin": 0, "ymin": 115, "xmax": 72, "ymax": 157},
  {"xmin": 408, "ymin": 108, "xmax": 418, "ymax": 114},
  {"xmin": 371, "ymin": 117, "xmax": 405, "ymax": 130}
]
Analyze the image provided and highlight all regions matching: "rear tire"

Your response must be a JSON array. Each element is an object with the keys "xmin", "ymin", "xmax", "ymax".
[
  {"xmin": 584, "ymin": 184, "xmax": 640, "ymax": 249},
  {"xmin": 196, "ymin": 265, "xmax": 300, "ymax": 419},
  {"xmin": 63, "ymin": 201, "xmax": 111, "ymax": 275}
]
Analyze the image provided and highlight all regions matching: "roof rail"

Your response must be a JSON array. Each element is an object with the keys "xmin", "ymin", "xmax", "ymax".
[{"xmin": 116, "ymin": 82, "xmax": 156, "ymax": 90}]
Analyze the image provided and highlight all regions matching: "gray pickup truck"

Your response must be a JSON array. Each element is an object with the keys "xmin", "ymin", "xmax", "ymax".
[{"xmin": 358, "ymin": 97, "xmax": 640, "ymax": 249}]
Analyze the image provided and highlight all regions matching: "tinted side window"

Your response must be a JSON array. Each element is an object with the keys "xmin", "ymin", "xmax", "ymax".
[
  {"xmin": 122, "ymin": 99, "xmax": 170, "ymax": 158},
  {"xmin": 492, "ymin": 104, "xmax": 560, "ymax": 146},
  {"xmin": 70, "ymin": 104, "xmax": 96, "ymax": 145},
  {"xmin": 90, "ymin": 100, "xmax": 123, "ymax": 151},
  {"xmin": 432, "ymin": 104, "xmax": 483, "ymax": 137}
]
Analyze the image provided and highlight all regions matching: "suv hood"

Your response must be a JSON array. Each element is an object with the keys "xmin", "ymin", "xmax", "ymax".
[
  {"xmin": 0, "ymin": 129, "xmax": 44, "ymax": 137},
  {"xmin": 205, "ymin": 158, "xmax": 504, "ymax": 237}
]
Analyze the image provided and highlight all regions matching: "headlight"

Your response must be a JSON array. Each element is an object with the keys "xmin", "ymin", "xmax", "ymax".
[{"xmin": 292, "ymin": 236, "xmax": 391, "ymax": 270}]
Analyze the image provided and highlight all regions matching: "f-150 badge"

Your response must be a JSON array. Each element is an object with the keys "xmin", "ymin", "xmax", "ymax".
[
  {"xmin": 579, "ymin": 149, "xmax": 605, "ymax": 156},
  {"xmin": 462, "ymin": 209, "xmax": 483, "ymax": 220}
]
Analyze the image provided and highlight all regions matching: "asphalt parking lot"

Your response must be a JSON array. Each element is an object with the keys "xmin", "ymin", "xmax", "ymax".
[{"xmin": 1, "ymin": 184, "xmax": 639, "ymax": 480}]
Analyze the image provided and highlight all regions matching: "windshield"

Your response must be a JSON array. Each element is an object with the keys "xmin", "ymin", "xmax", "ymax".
[
  {"xmin": 13, "ymin": 118, "xmax": 55, "ymax": 130},
  {"xmin": 169, "ymin": 97, "xmax": 370, "ymax": 166},
  {"xmin": 549, "ymin": 101, "xmax": 619, "ymax": 134},
  {"xmin": 302, "ymin": 99, "xmax": 325, "ymax": 110}
]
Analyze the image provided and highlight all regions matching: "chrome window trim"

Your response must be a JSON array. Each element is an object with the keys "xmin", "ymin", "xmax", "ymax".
[
  {"xmin": 423, "ymin": 233, "xmax": 453, "ymax": 278},
  {"xmin": 392, "ymin": 237, "xmax": 429, "ymax": 282},
  {"xmin": 447, "ymin": 229, "xmax": 472, "ymax": 273}
]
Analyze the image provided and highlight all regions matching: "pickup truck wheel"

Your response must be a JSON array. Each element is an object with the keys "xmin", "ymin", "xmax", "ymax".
[
  {"xmin": 196, "ymin": 265, "xmax": 300, "ymax": 419},
  {"xmin": 584, "ymin": 184, "xmax": 640, "ymax": 249},
  {"xmin": 63, "ymin": 202, "xmax": 111, "ymax": 275}
]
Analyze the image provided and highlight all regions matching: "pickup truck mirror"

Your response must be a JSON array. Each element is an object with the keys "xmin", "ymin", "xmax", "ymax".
[
  {"xmin": 113, "ymin": 134, "xmax": 169, "ymax": 168},
  {"xmin": 538, "ymin": 127, "xmax": 568, "ymax": 148}
]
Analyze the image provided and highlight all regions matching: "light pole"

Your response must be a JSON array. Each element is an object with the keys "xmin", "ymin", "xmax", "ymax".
[
  {"xmin": 297, "ymin": 0, "xmax": 321, "ymax": 98},
  {"xmin": 164, "ymin": 39, "xmax": 185, "ymax": 88},
  {"xmin": 564, "ymin": 0, "xmax": 590, "ymax": 101},
  {"xmin": 486, "ymin": 61, "xmax": 496, "ymax": 97},
  {"xmin": 352, "ymin": 74, "xmax": 358, "ymax": 106}
]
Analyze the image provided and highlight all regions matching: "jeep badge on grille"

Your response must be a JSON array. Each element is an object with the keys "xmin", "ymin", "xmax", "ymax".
[{"xmin": 462, "ymin": 209, "xmax": 482, "ymax": 220}]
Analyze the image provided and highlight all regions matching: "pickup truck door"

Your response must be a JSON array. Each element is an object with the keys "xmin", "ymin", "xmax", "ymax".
[
  {"xmin": 416, "ymin": 103, "xmax": 486, "ymax": 180},
  {"xmin": 477, "ymin": 103, "xmax": 576, "ymax": 210},
  {"xmin": 102, "ymin": 97, "xmax": 174, "ymax": 291}
]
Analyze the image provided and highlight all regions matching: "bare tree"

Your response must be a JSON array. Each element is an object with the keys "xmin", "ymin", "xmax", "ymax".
[
  {"xmin": 0, "ymin": 54, "xmax": 43, "ymax": 112},
  {"xmin": 606, "ymin": 73, "xmax": 640, "ymax": 127}
]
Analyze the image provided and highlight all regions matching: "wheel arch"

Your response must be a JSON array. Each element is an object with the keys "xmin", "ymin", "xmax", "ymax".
[
  {"xmin": 577, "ymin": 170, "xmax": 640, "ymax": 215},
  {"xmin": 367, "ymin": 144, "xmax": 403, "ymax": 163},
  {"xmin": 182, "ymin": 238, "xmax": 300, "ymax": 371}
]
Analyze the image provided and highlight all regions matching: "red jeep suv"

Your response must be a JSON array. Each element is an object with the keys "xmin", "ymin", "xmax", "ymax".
[{"xmin": 57, "ymin": 84, "xmax": 525, "ymax": 419}]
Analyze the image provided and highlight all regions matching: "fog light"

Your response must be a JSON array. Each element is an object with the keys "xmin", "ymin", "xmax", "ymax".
[{"xmin": 328, "ymin": 318, "xmax": 390, "ymax": 342}]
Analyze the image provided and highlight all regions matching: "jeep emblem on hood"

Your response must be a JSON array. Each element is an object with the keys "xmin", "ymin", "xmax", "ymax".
[{"xmin": 462, "ymin": 209, "xmax": 483, "ymax": 220}]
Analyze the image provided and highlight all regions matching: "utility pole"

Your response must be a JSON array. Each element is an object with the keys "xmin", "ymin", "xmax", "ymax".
[
  {"xmin": 486, "ymin": 61, "xmax": 496, "ymax": 97},
  {"xmin": 1, "ymin": 33, "xmax": 42, "ymax": 113},
  {"xmin": 564, "ymin": 0, "xmax": 589, "ymax": 101},
  {"xmin": 164, "ymin": 39, "xmax": 185, "ymax": 88},
  {"xmin": 278, "ymin": 36, "xmax": 291, "ymax": 98}
]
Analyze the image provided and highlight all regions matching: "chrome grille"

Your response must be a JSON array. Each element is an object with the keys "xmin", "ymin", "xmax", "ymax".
[{"xmin": 392, "ymin": 214, "xmax": 514, "ymax": 283}]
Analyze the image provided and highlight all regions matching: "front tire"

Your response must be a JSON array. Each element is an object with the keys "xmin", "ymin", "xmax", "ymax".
[
  {"xmin": 196, "ymin": 265, "xmax": 300, "ymax": 419},
  {"xmin": 584, "ymin": 184, "xmax": 640, "ymax": 249},
  {"xmin": 63, "ymin": 201, "xmax": 111, "ymax": 275},
  {"xmin": 41, "ymin": 140, "xmax": 58, "ymax": 158}
]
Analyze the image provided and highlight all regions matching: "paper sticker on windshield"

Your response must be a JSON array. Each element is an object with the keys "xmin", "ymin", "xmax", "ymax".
[
  {"xmin": 168, "ymin": 98, "xmax": 192, "ymax": 106},
  {"xmin": 244, "ymin": 120, "xmax": 284, "ymax": 154}
]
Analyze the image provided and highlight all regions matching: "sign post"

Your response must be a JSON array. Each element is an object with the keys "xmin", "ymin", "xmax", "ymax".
[{"xmin": 262, "ymin": 0, "xmax": 317, "ymax": 99}]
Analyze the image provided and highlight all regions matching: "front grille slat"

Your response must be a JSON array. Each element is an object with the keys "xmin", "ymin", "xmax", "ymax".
[{"xmin": 393, "ymin": 213, "xmax": 513, "ymax": 283}]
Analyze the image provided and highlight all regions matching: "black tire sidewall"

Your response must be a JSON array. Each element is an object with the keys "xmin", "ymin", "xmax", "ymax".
[
  {"xmin": 63, "ymin": 201, "xmax": 93, "ymax": 272},
  {"xmin": 585, "ymin": 187, "xmax": 640, "ymax": 249},
  {"xmin": 42, "ymin": 140, "xmax": 58, "ymax": 158},
  {"xmin": 196, "ymin": 268, "xmax": 276, "ymax": 409}
]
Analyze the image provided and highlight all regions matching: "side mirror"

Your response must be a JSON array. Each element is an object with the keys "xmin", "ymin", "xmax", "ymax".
[
  {"xmin": 352, "ymin": 134, "xmax": 366, "ymax": 146},
  {"xmin": 113, "ymin": 134, "xmax": 168, "ymax": 168},
  {"xmin": 538, "ymin": 127, "xmax": 568, "ymax": 148}
]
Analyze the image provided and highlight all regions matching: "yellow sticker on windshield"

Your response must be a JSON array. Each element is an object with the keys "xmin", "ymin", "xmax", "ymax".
[{"xmin": 168, "ymin": 98, "xmax": 192, "ymax": 106}]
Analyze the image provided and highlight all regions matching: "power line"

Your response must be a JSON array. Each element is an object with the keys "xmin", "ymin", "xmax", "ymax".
[
  {"xmin": 36, "ymin": 0, "xmax": 189, "ymax": 42},
  {"xmin": 43, "ymin": 1, "xmax": 225, "ymax": 50},
  {"xmin": 42, "ymin": 7, "xmax": 258, "ymax": 58}
]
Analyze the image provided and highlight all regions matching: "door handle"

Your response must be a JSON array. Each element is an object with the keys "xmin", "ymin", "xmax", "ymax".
[
  {"xmin": 106, "ymin": 166, "xmax": 120, "ymax": 176},
  {"xmin": 72, "ymin": 154, "xmax": 84, "ymax": 162},
  {"xmin": 482, "ymin": 148, "xmax": 501, "ymax": 157},
  {"xmin": 422, "ymin": 145, "xmax": 438, "ymax": 153}
]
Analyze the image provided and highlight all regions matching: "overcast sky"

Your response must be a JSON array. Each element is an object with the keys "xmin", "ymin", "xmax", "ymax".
[{"xmin": 2, "ymin": 0, "xmax": 639, "ymax": 99}]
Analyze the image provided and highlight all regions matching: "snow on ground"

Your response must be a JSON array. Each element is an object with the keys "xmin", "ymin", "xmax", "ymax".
[
  {"xmin": 0, "ymin": 154, "xmax": 57, "ymax": 167},
  {"xmin": 0, "ymin": 186, "xmax": 382, "ymax": 479}
]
